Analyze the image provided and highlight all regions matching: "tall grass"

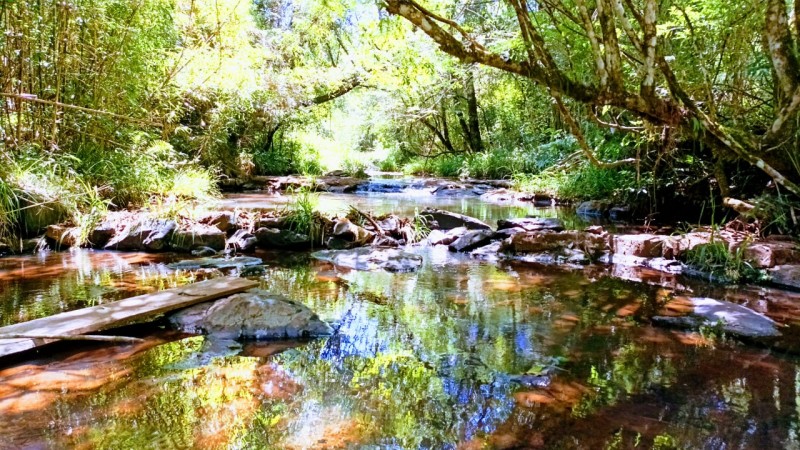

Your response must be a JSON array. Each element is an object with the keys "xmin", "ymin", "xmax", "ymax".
[
  {"xmin": 0, "ymin": 139, "xmax": 218, "ymax": 244},
  {"xmin": 283, "ymin": 185, "xmax": 321, "ymax": 242}
]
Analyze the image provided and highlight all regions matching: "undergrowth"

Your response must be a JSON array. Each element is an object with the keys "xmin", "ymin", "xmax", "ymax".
[{"xmin": 0, "ymin": 139, "xmax": 218, "ymax": 245}]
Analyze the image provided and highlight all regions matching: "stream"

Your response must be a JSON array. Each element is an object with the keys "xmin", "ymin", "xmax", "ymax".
[{"xmin": 2, "ymin": 179, "xmax": 800, "ymax": 449}]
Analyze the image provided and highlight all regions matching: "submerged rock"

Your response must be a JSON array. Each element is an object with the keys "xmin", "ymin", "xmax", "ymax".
[
  {"xmin": 191, "ymin": 246, "xmax": 218, "ymax": 257},
  {"xmin": 653, "ymin": 297, "xmax": 781, "ymax": 339},
  {"xmin": 420, "ymin": 208, "xmax": 491, "ymax": 231},
  {"xmin": 168, "ymin": 256, "xmax": 263, "ymax": 270},
  {"xmin": 312, "ymin": 247, "xmax": 423, "ymax": 272},
  {"xmin": 169, "ymin": 289, "xmax": 332, "ymax": 339}
]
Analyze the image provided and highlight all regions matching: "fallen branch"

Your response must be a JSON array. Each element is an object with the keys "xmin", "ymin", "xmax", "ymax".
[
  {"xmin": 349, "ymin": 206, "xmax": 385, "ymax": 236},
  {"xmin": 1, "ymin": 92, "xmax": 162, "ymax": 127},
  {"xmin": 723, "ymin": 197, "xmax": 756, "ymax": 214},
  {"xmin": 0, "ymin": 334, "xmax": 145, "ymax": 343}
]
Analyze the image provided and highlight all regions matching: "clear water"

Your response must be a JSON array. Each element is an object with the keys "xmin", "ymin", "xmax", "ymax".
[{"xmin": 2, "ymin": 193, "xmax": 800, "ymax": 449}]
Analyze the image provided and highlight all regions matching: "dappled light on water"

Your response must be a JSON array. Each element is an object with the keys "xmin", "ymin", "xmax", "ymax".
[{"xmin": 3, "ymin": 247, "xmax": 800, "ymax": 448}]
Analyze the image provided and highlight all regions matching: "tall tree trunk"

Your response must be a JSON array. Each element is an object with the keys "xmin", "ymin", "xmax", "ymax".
[{"xmin": 464, "ymin": 67, "xmax": 483, "ymax": 152}]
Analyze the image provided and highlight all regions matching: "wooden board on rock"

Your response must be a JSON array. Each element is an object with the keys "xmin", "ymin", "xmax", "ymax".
[{"xmin": 0, "ymin": 277, "xmax": 259, "ymax": 359}]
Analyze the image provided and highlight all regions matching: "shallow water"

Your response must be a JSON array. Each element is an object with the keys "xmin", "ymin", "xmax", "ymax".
[
  {"xmin": 2, "ymin": 243, "xmax": 800, "ymax": 449},
  {"xmin": 216, "ymin": 177, "xmax": 598, "ymax": 229}
]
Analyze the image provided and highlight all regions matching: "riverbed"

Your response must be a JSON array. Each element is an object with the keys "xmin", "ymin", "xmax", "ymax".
[{"xmin": 2, "ymin": 182, "xmax": 800, "ymax": 449}]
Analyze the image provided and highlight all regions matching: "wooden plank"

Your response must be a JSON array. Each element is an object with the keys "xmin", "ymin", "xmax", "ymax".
[{"xmin": 0, "ymin": 277, "xmax": 258, "ymax": 358}]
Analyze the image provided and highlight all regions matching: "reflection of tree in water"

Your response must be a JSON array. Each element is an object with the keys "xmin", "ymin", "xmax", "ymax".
[{"xmin": 7, "ymin": 252, "xmax": 800, "ymax": 449}]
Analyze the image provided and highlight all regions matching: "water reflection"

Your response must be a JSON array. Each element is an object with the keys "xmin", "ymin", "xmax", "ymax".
[
  {"xmin": 217, "ymin": 190, "xmax": 593, "ymax": 228},
  {"xmin": 0, "ymin": 250, "xmax": 194, "ymax": 326},
  {"xmin": 1, "ymin": 249, "xmax": 800, "ymax": 448}
]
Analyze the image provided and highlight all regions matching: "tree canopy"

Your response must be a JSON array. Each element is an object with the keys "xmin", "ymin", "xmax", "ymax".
[{"xmin": 1, "ymin": 0, "xmax": 800, "ymax": 235}]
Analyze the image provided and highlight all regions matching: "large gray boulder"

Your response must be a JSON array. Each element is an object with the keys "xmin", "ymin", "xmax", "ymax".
[
  {"xmin": 652, "ymin": 297, "xmax": 781, "ymax": 339},
  {"xmin": 169, "ymin": 289, "xmax": 332, "ymax": 339},
  {"xmin": 105, "ymin": 218, "xmax": 176, "ymax": 251},
  {"xmin": 172, "ymin": 225, "xmax": 227, "ymax": 252},
  {"xmin": 312, "ymin": 247, "xmax": 423, "ymax": 272},
  {"xmin": 420, "ymin": 208, "xmax": 491, "ymax": 230}
]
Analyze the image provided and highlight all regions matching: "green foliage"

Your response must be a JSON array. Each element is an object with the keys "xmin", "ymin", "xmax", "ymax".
[
  {"xmin": 342, "ymin": 158, "xmax": 369, "ymax": 179},
  {"xmin": 0, "ymin": 175, "xmax": 20, "ymax": 241},
  {"xmin": 682, "ymin": 240, "xmax": 764, "ymax": 284},
  {"xmin": 283, "ymin": 185, "xmax": 322, "ymax": 242}
]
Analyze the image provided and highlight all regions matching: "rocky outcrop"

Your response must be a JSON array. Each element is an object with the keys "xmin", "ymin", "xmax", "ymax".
[
  {"xmin": 331, "ymin": 218, "xmax": 374, "ymax": 247},
  {"xmin": 199, "ymin": 211, "xmax": 238, "ymax": 233},
  {"xmin": 448, "ymin": 229, "xmax": 495, "ymax": 252},
  {"xmin": 427, "ymin": 227, "xmax": 467, "ymax": 246},
  {"xmin": 312, "ymin": 247, "xmax": 423, "ymax": 272},
  {"xmin": 480, "ymin": 189, "xmax": 555, "ymax": 206},
  {"xmin": 105, "ymin": 218, "xmax": 176, "ymax": 251},
  {"xmin": 576, "ymin": 200, "xmax": 611, "ymax": 217},
  {"xmin": 420, "ymin": 208, "xmax": 491, "ymax": 230},
  {"xmin": 169, "ymin": 289, "xmax": 332, "ymax": 339},
  {"xmin": 743, "ymin": 240, "xmax": 800, "ymax": 269},
  {"xmin": 45, "ymin": 225, "xmax": 78, "ymax": 248},
  {"xmin": 612, "ymin": 234, "xmax": 667, "ymax": 258},
  {"xmin": 769, "ymin": 265, "xmax": 800, "ymax": 290},
  {"xmin": 503, "ymin": 231, "xmax": 609, "ymax": 261},
  {"xmin": 227, "ymin": 229, "xmax": 257, "ymax": 252},
  {"xmin": 497, "ymin": 217, "xmax": 564, "ymax": 232},
  {"xmin": 171, "ymin": 225, "xmax": 227, "ymax": 252},
  {"xmin": 255, "ymin": 227, "xmax": 311, "ymax": 250}
]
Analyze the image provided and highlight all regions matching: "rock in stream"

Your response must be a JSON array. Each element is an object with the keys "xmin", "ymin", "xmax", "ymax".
[
  {"xmin": 312, "ymin": 247, "xmax": 423, "ymax": 272},
  {"xmin": 169, "ymin": 289, "xmax": 332, "ymax": 339}
]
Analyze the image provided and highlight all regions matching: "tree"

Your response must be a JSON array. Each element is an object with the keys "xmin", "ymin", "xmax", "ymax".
[{"xmin": 382, "ymin": 0, "xmax": 800, "ymax": 200}]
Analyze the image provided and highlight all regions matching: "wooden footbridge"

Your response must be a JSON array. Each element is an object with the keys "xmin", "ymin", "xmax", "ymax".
[{"xmin": 0, "ymin": 277, "xmax": 258, "ymax": 358}]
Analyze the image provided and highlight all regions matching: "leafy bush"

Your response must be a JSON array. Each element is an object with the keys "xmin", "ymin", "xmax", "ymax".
[
  {"xmin": 252, "ymin": 140, "xmax": 324, "ymax": 176},
  {"xmin": 342, "ymin": 158, "xmax": 369, "ymax": 178}
]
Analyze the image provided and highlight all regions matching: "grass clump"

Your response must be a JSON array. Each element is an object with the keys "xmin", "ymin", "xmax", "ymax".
[
  {"xmin": 682, "ymin": 239, "xmax": 764, "ymax": 284},
  {"xmin": 283, "ymin": 185, "xmax": 322, "ymax": 243}
]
